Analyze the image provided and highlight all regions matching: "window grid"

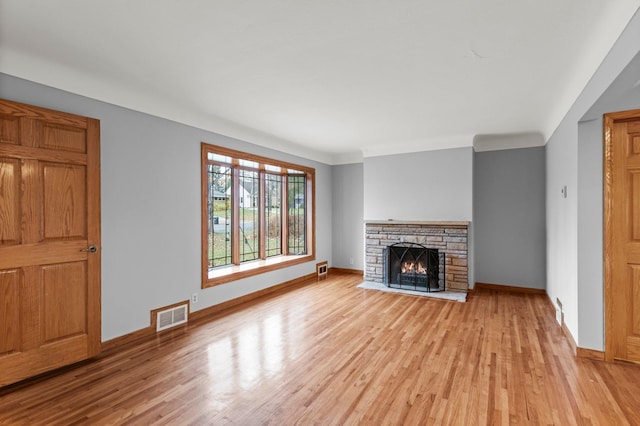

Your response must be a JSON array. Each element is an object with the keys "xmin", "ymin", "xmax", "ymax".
[
  {"xmin": 239, "ymin": 169, "xmax": 259, "ymax": 262},
  {"xmin": 287, "ymin": 174, "xmax": 306, "ymax": 255},
  {"xmin": 265, "ymin": 173, "xmax": 282, "ymax": 257},
  {"xmin": 208, "ymin": 164, "xmax": 232, "ymax": 268}
]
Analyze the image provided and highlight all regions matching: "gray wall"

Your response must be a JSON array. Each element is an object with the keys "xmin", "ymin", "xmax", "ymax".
[
  {"xmin": 574, "ymin": 50, "xmax": 640, "ymax": 351},
  {"xmin": 546, "ymin": 9, "xmax": 640, "ymax": 350},
  {"xmin": 473, "ymin": 147, "xmax": 546, "ymax": 289},
  {"xmin": 331, "ymin": 163, "xmax": 364, "ymax": 270},
  {"xmin": 577, "ymin": 118, "xmax": 604, "ymax": 350},
  {"xmin": 363, "ymin": 147, "xmax": 473, "ymax": 222},
  {"xmin": 0, "ymin": 73, "xmax": 333, "ymax": 342}
]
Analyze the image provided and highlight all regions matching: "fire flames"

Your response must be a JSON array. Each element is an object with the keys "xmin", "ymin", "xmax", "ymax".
[{"xmin": 401, "ymin": 261, "xmax": 427, "ymax": 274}]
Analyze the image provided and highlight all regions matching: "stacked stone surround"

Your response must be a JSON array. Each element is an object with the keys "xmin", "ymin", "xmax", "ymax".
[{"xmin": 365, "ymin": 221, "xmax": 469, "ymax": 291}]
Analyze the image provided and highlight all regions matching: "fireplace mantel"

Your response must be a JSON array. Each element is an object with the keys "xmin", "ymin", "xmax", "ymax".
[{"xmin": 364, "ymin": 220, "xmax": 469, "ymax": 226}]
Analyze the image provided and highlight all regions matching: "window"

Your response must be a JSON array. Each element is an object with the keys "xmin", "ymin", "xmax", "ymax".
[
  {"xmin": 287, "ymin": 174, "xmax": 306, "ymax": 254},
  {"xmin": 264, "ymin": 172, "xmax": 282, "ymax": 257},
  {"xmin": 201, "ymin": 143, "xmax": 315, "ymax": 287}
]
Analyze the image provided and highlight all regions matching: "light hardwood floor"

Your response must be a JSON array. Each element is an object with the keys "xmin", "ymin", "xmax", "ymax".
[{"xmin": 1, "ymin": 273, "xmax": 639, "ymax": 425}]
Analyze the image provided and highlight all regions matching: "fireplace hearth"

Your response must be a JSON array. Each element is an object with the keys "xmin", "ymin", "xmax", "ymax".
[{"xmin": 383, "ymin": 242, "xmax": 445, "ymax": 292}]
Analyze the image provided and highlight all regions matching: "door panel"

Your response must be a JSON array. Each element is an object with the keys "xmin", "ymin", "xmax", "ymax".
[
  {"xmin": 0, "ymin": 99, "xmax": 100, "ymax": 387},
  {"xmin": 42, "ymin": 262, "xmax": 87, "ymax": 343},
  {"xmin": 631, "ymin": 172, "xmax": 640, "ymax": 240},
  {"xmin": 0, "ymin": 114, "xmax": 19, "ymax": 144},
  {"xmin": 42, "ymin": 162, "xmax": 86, "ymax": 240},
  {"xmin": 0, "ymin": 158, "xmax": 20, "ymax": 244},
  {"xmin": 630, "ymin": 134, "xmax": 640, "ymax": 156},
  {"xmin": 41, "ymin": 123, "xmax": 87, "ymax": 153},
  {"xmin": 632, "ymin": 266, "xmax": 640, "ymax": 335},
  {"xmin": 0, "ymin": 270, "xmax": 21, "ymax": 355}
]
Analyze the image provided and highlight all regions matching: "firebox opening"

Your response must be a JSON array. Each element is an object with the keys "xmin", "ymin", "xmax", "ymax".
[{"xmin": 383, "ymin": 243, "xmax": 445, "ymax": 292}]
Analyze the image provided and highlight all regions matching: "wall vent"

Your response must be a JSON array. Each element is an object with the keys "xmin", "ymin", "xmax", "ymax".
[
  {"xmin": 156, "ymin": 304, "xmax": 188, "ymax": 332},
  {"xmin": 316, "ymin": 261, "xmax": 328, "ymax": 281}
]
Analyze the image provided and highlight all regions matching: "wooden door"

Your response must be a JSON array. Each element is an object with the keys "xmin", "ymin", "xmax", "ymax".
[
  {"xmin": 0, "ymin": 99, "xmax": 101, "ymax": 387},
  {"xmin": 605, "ymin": 109, "xmax": 640, "ymax": 363}
]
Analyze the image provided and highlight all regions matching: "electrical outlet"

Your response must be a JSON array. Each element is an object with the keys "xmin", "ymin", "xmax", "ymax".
[
  {"xmin": 191, "ymin": 293, "xmax": 198, "ymax": 304},
  {"xmin": 349, "ymin": 257, "xmax": 354, "ymax": 265}
]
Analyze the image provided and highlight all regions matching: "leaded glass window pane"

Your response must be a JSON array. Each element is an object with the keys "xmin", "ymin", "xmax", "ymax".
[
  {"xmin": 208, "ymin": 164, "xmax": 232, "ymax": 267},
  {"xmin": 265, "ymin": 173, "xmax": 282, "ymax": 257},
  {"xmin": 239, "ymin": 169, "xmax": 259, "ymax": 262},
  {"xmin": 288, "ymin": 174, "xmax": 306, "ymax": 255}
]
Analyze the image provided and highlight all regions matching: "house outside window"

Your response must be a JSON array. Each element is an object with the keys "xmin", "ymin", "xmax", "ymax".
[{"xmin": 201, "ymin": 143, "xmax": 315, "ymax": 287}]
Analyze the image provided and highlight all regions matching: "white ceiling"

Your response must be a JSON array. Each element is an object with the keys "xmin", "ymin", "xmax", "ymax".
[{"xmin": 1, "ymin": 1, "xmax": 639, "ymax": 164}]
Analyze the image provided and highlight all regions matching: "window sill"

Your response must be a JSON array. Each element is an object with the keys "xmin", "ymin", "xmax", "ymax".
[{"xmin": 203, "ymin": 254, "xmax": 315, "ymax": 288}]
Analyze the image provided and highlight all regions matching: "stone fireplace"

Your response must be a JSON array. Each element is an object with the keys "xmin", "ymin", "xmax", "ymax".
[{"xmin": 365, "ymin": 221, "xmax": 469, "ymax": 291}]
